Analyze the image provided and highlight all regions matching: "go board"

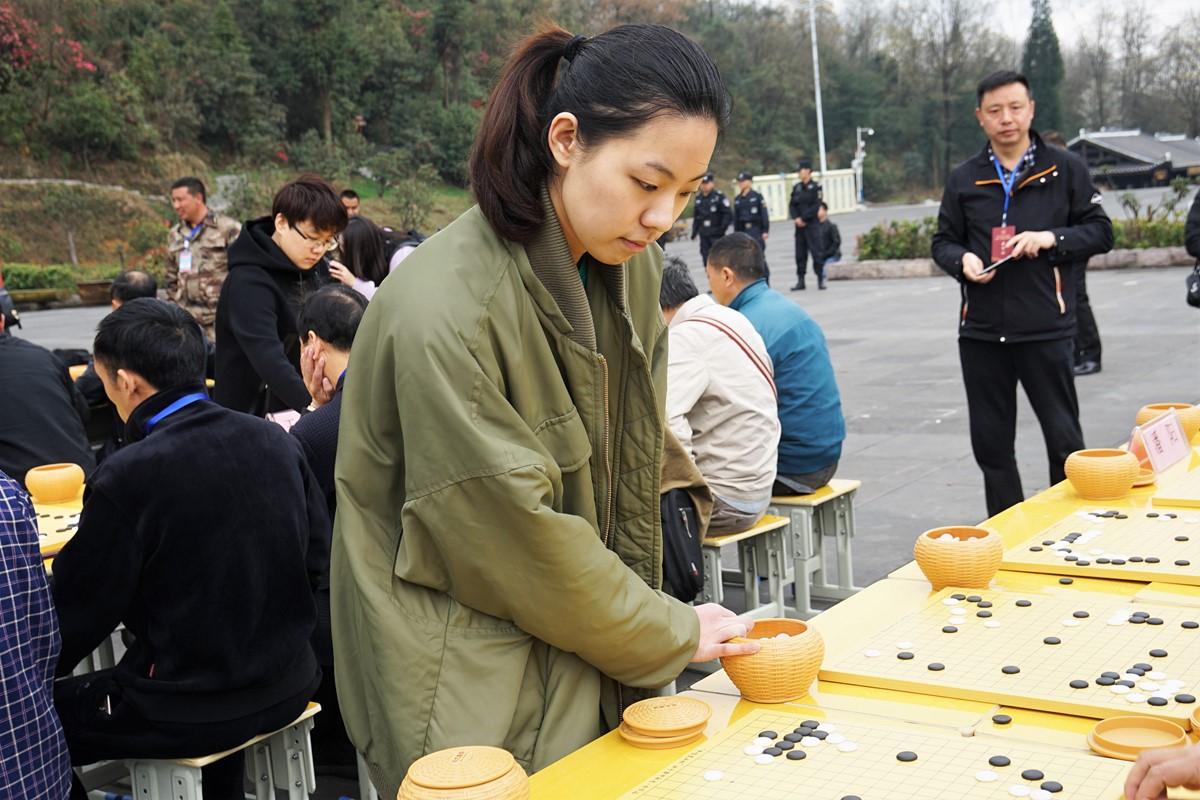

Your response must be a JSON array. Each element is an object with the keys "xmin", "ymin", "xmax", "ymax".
[
  {"xmin": 620, "ymin": 708, "xmax": 1126, "ymax": 800},
  {"xmin": 1152, "ymin": 455, "xmax": 1200, "ymax": 509},
  {"xmin": 1003, "ymin": 507, "xmax": 1200, "ymax": 585},
  {"xmin": 820, "ymin": 586, "xmax": 1200, "ymax": 726},
  {"xmin": 35, "ymin": 505, "xmax": 80, "ymax": 558}
]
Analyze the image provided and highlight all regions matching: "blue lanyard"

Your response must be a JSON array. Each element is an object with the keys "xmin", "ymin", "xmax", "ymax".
[
  {"xmin": 144, "ymin": 392, "xmax": 207, "ymax": 435},
  {"xmin": 991, "ymin": 149, "xmax": 1030, "ymax": 227},
  {"xmin": 182, "ymin": 221, "xmax": 205, "ymax": 248}
]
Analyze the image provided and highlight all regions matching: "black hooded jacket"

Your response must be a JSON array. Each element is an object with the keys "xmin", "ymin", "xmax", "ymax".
[{"xmin": 214, "ymin": 217, "xmax": 327, "ymax": 414}]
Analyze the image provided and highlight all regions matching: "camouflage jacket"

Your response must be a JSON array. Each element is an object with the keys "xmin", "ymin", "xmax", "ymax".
[{"xmin": 165, "ymin": 213, "xmax": 241, "ymax": 326}]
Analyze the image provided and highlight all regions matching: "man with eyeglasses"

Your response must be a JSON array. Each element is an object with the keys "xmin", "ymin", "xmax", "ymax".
[{"xmin": 214, "ymin": 175, "xmax": 349, "ymax": 418}]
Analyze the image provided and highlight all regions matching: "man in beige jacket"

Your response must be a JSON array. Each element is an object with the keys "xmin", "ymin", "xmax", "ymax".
[{"xmin": 660, "ymin": 257, "xmax": 780, "ymax": 533}]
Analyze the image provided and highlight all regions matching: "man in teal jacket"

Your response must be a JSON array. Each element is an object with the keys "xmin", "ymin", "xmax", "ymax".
[{"xmin": 706, "ymin": 232, "xmax": 844, "ymax": 494}]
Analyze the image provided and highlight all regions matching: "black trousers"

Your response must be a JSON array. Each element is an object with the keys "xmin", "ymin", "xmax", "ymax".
[
  {"xmin": 794, "ymin": 224, "xmax": 825, "ymax": 281},
  {"xmin": 1073, "ymin": 263, "xmax": 1102, "ymax": 364},
  {"xmin": 57, "ymin": 669, "xmax": 318, "ymax": 800},
  {"xmin": 699, "ymin": 234, "xmax": 720, "ymax": 266},
  {"xmin": 959, "ymin": 337, "xmax": 1084, "ymax": 519}
]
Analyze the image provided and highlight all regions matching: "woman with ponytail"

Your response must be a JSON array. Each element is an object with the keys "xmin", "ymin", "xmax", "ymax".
[{"xmin": 332, "ymin": 24, "xmax": 753, "ymax": 793}]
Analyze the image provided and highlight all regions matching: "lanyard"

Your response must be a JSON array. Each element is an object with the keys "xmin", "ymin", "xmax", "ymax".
[
  {"xmin": 182, "ymin": 221, "xmax": 205, "ymax": 249},
  {"xmin": 144, "ymin": 392, "xmax": 207, "ymax": 435},
  {"xmin": 991, "ymin": 148, "xmax": 1030, "ymax": 227}
]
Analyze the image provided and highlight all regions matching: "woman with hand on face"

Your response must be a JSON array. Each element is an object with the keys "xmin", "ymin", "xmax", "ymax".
[
  {"xmin": 327, "ymin": 216, "xmax": 390, "ymax": 300},
  {"xmin": 331, "ymin": 23, "xmax": 757, "ymax": 795}
]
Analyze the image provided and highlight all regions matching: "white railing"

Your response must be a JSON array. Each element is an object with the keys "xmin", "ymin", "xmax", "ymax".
[{"xmin": 731, "ymin": 168, "xmax": 858, "ymax": 220}]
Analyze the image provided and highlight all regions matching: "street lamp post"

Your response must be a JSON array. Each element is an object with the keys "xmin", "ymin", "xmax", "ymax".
[
  {"xmin": 852, "ymin": 126, "xmax": 875, "ymax": 205},
  {"xmin": 809, "ymin": 0, "xmax": 827, "ymax": 176}
]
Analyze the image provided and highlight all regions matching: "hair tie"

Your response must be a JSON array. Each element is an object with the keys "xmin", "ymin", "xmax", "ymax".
[{"xmin": 563, "ymin": 34, "xmax": 588, "ymax": 64}]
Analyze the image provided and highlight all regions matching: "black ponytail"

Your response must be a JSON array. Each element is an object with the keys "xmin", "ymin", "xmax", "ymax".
[{"xmin": 468, "ymin": 23, "xmax": 729, "ymax": 244}]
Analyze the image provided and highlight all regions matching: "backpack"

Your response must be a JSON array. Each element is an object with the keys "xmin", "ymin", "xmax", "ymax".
[{"xmin": 660, "ymin": 488, "xmax": 704, "ymax": 603}]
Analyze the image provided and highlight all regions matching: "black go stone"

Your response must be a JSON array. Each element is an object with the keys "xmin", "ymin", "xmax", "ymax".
[
  {"xmin": 928, "ymin": 663, "xmax": 945, "ymax": 671},
  {"xmin": 1065, "ymin": 555, "xmax": 1079, "ymax": 561},
  {"xmin": 943, "ymin": 626, "xmax": 959, "ymax": 633},
  {"xmin": 1042, "ymin": 541, "xmax": 1056, "ymax": 546},
  {"xmin": 1166, "ymin": 514, "xmax": 1178, "ymax": 519},
  {"xmin": 1073, "ymin": 611, "xmax": 1090, "ymax": 618},
  {"xmin": 898, "ymin": 652, "xmax": 914, "ymax": 660},
  {"xmin": 1147, "ymin": 558, "xmax": 1162, "ymax": 564},
  {"xmin": 1116, "ymin": 514, "xmax": 1129, "ymax": 519},
  {"xmin": 840, "ymin": 797, "xmax": 862, "ymax": 800},
  {"xmin": 801, "ymin": 720, "xmax": 819, "ymax": 728},
  {"xmin": 1069, "ymin": 679, "xmax": 1089, "ymax": 689},
  {"xmin": 1059, "ymin": 578, "xmax": 1074, "ymax": 584},
  {"xmin": 1148, "ymin": 618, "xmax": 1164, "ymax": 625},
  {"xmin": 1150, "ymin": 649, "xmax": 1169, "ymax": 658},
  {"xmin": 977, "ymin": 610, "xmax": 993, "ymax": 618},
  {"xmin": 1112, "ymin": 559, "xmax": 1127, "ymax": 565},
  {"xmin": 1149, "ymin": 697, "xmax": 1169, "ymax": 707},
  {"xmin": 1096, "ymin": 676, "xmax": 1116, "ymax": 686},
  {"xmin": 793, "ymin": 727, "xmax": 814, "ymax": 736},
  {"xmin": 992, "ymin": 714, "xmax": 1012, "ymax": 725},
  {"xmin": 784, "ymin": 733, "xmax": 804, "ymax": 743},
  {"xmin": 786, "ymin": 750, "xmax": 807, "ymax": 761},
  {"xmin": 978, "ymin": 601, "xmax": 993, "ymax": 608},
  {"xmin": 1117, "ymin": 680, "xmax": 1136, "ymax": 688},
  {"xmin": 763, "ymin": 747, "xmax": 783, "ymax": 757},
  {"xmin": 1134, "ymin": 663, "xmax": 1153, "ymax": 671},
  {"xmin": 1176, "ymin": 536, "xmax": 1190, "ymax": 542},
  {"xmin": 811, "ymin": 730, "xmax": 829, "ymax": 740},
  {"xmin": 988, "ymin": 755, "xmax": 1011, "ymax": 767},
  {"xmin": 1176, "ymin": 694, "xmax": 1196, "ymax": 704},
  {"xmin": 1022, "ymin": 770, "xmax": 1045, "ymax": 781},
  {"xmin": 1130, "ymin": 557, "xmax": 1144, "ymax": 563},
  {"xmin": 1041, "ymin": 781, "xmax": 1064, "ymax": 793},
  {"xmin": 1076, "ymin": 560, "xmax": 1091, "ymax": 566},
  {"xmin": 1097, "ymin": 558, "xmax": 1111, "ymax": 564},
  {"xmin": 951, "ymin": 594, "xmax": 966, "ymax": 600},
  {"xmin": 1147, "ymin": 513, "xmax": 1160, "ymax": 518},
  {"xmin": 967, "ymin": 595, "xmax": 983, "ymax": 603},
  {"xmin": 1133, "ymin": 613, "xmax": 1151, "ymax": 619},
  {"xmin": 1130, "ymin": 617, "xmax": 1147, "ymax": 624},
  {"xmin": 1183, "ymin": 621, "xmax": 1199, "ymax": 629},
  {"xmin": 758, "ymin": 730, "xmax": 778, "ymax": 739},
  {"xmin": 1044, "ymin": 637, "xmax": 1062, "ymax": 645},
  {"xmin": 1102, "ymin": 671, "xmax": 1121, "ymax": 678},
  {"xmin": 1030, "ymin": 546, "xmax": 1043, "ymax": 552},
  {"xmin": 1127, "ymin": 669, "xmax": 1146, "ymax": 677},
  {"xmin": 1016, "ymin": 600, "xmax": 1033, "ymax": 607},
  {"xmin": 1002, "ymin": 665, "xmax": 1021, "ymax": 675},
  {"xmin": 776, "ymin": 740, "xmax": 794, "ymax": 750},
  {"xmin": 897, "ymin": 751, "xmax": 918, "ymax": 762},
  {"xmin": 1177, "ymin": 560, "xmax": 1192, "ymax": 567}
]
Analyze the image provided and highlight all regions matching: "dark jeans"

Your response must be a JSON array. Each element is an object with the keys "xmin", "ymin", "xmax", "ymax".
[
  {"xmin": 1073, "ymin": 264, "xmax": 1101, "ymax": 364},
  {"xmin": 959, "ymin": 337, "xmax": 1084, "ymax": 519},
  {"xmin": 773, "ymin": 461, "xmax": 838, "ymax": 496},
  {"xmin": 794, "ymin": 225, "xmax": 825, "ymax": 282},
  {"xmin": 58, "ymin": 669, "xmax": 318, "ymax": 800},
  {"xmin": 699, "ymin": 234, "xmax": 720, "ymax": 266}
]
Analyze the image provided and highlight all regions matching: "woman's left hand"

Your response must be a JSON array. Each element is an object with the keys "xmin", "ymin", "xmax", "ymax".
[{"xmin": 329, "ymin": 260, "xmax": 356, "ymax": 287}]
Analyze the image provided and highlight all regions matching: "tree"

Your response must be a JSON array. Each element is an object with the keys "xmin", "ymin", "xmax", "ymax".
[
  {"xmin": 1118, "ymin": 0, "xmax": 1153, "ymax": 127},
  {"xmin": 1021, "ymin": 0, "xmax": 1064, "ymax": 132},
  {"xmin": 1157, "ymin": 13, "xmax": 1200, "ymax": 136},
  {"xmin": 1076, "ymin": 18, "xmax": 1112, "ymax": 129}
]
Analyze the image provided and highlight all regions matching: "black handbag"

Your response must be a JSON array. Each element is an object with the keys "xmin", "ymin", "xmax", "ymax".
[
  {"xmin": 1188, "ymin": 262, "xmax": 1200, "ymax": 308},
  {"xmin": 660, "ymin": 488, "xmax": 704, "ymax": 603}
]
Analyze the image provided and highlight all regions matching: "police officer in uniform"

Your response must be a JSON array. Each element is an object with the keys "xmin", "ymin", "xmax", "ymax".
[
  {"xmin": 690, "ymin": 172, "xmax": 732, "ymax": 265},
  {"xmin": 789, "ymin": 159, "xmax": 825, "ymax": 290},
  {"xmin": 733, "ymin": 172, "xmax": 769, "ymax": 248},
  {"xmin": 165, "ymin": 176, "xmax": 241, "ymax": 341}
]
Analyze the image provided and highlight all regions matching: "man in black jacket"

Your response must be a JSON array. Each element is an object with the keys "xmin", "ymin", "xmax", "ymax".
[
  {"xmin": 1187, "ymin": 190, "xmax": 1200, "ymax": 260},
  {"xmin": 690, "ymin": 172, "xmax": 732, "ymax": 266},
  {"xmin": 0, "ymin": 308, "xmax": 94, "ymax": 487},
  {"xmin": 52, "ymin": 299, "xmax": 328, "ymax": 799},
  {"xmin": 931, "ymin": 70, "xmax": 1113, "ymax": 519},
  {"xmin": 214, "ymin": 175, "xmax": 348, "ymax": 417},
  {"xmin": 789, "ymin": 159, "xmax": 824, "ymax": 290}
]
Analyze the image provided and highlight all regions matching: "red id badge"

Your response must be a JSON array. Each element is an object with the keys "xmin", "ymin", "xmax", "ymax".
[{"xmin": 990, "ymin": 225, "xmax": 1015, "ymax": 263}]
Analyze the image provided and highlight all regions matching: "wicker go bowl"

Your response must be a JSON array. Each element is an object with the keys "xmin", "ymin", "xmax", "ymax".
[
  {"xmin": 397, "ymin": 746, "xmax": 529, "ymax": 800},
  {"xmin": 1064, "ymin": 448, "xmax": 1139, "ymax": 501},
  {"xmin": 720, "ymin": 618, "xmax": 824, "ymax": 704},
  {"xmin": 914, "ymin": 525, "xmax": 1003, "ymax": 591},
  {"xmin": 1136, "ymin": 403, "xmax": 1200, "ymax": 442},
  {"xmin": 24, "ymin": 462, "xmax": 85, "ymax": 504}
]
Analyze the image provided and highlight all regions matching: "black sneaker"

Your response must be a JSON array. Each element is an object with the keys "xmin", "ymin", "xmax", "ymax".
[
  {"xmin": 791, "ymin": 282, "xmax": 806, "ymax": 291},
  {"xmin": 1073, "ymin": 360, "xmax": 1101, "ymax": 376}
]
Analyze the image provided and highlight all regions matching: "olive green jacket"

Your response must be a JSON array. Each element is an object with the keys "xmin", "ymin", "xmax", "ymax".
[{"xmin": 331, "ymin": 197, "xmax": 700, "ymax": 796}]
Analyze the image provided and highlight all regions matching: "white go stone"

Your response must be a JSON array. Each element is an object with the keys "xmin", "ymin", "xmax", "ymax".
[
  {"xmin": 1126, "ymin": 693, "xmax": 1148, "ymax": 703},
  {"xmin": 1150, "ymin": 671, "xmax": 1169, "ymax": 681},
  {"xmin": 826, "ymin": 733, "xmax": 846, "ymax": 744},
  {"xmin": 1031, "ymin": 791, "xmax": 1053, "ymax": 800},
  {"xmin": 744, "ymin": 745, "xmax": 763, "ymax": 756},
  {"xmin": 985, "ymin": 621, "xmax": 1002, "ymax": 628},
  {"xmin": 774, "ymin": 633, "xmax": 791, "ymax": 639},
  {"xmin": 703, "ymin": 770, "xmax": 724, "ymax": 782},
  {"xmin": 753, "ymin": 737, "xmax": 774, "ymax": 747},
  {"xmin": 864, "ymin": 649, "xmax": 881, "ymax": 658},
  {"xmin": 1183, "ymin": 516, "xmax": 1200, "ymax": 524},
  {"xmin": 939, "ymin": 533, "xmax": 956, "ymax": 541},
  {"xmin": 1108, "ymin": 618, "xmax": 1127, "ymax": 626},
  {"xmin": 942, "ymin": 598, "xmax": 961, "ymax": 606},
  {"xmin": 1111, "ymin": 684, "xmax": 1132, "ymax": 695},
  {"xmin": 1061, "ymin": 619, "xmax": 1081, "ymax": 627},
  {"xmin": 1139, "ymin": 682, "xmax": 1161, "ymax": 692},
  {"xmin": 1009, "ymin": 786, "xmax": 1032, "ymax": 797},
  {"xmin": 896, "ymin": 641, "xmax": 914, "ymax": 648},
  {"xmin": 801, "ymin": 736, "xmax": 821, "ymax": 747},
  {"xmin": 836, "ymin": 741, "xmax": 858, "ymax": 753},
  {"xmin": 976, "ymin": 770, "xmax": 999, "ymax": 782},
  {"xmin": 754, "ymin": 754, "xmax": 774, "ymax": 765}
]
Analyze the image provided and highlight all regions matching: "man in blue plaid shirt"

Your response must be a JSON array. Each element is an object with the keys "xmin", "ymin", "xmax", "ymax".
[{"xmin": 0, "ymin": 468, "xmax": 72, "ymax": 798}]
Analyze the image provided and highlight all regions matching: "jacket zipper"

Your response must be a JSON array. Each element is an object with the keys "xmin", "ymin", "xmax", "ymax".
[{"xmin": 598, "ymin": 355, "xmax": 614, "ymax": 548}]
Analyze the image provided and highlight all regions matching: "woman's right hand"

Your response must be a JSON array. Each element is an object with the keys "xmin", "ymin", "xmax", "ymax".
[
  {"xmin": 690, "ymin": 603, "xmax": 761, "ymax": 662},
  {"xmin": 329, "ymin": 260, "xmax": 356, "ymax": 287}
]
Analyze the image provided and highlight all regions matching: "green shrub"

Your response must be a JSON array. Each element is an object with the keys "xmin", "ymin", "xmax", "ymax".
[
  {"xmin": 0, "ymin": 232, "xmax": 23, "ymax": 261},
  {"xmin": 74, "ymin": 264, "xmax": 124, "ymax": 282},
  {"xmin": 1113, "ymin": 219, "xmax": 1187, "ymax": 250},
  {"xmin": 2, "ymin": 264, "xmax": 78, "ymax": 291},
  {"xmin": 858, "ymin": 217, "xmax": 938, "ymax": 260}
]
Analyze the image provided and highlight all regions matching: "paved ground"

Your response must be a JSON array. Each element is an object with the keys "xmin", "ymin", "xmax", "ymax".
[{"xmin": 21, "ymin": 261, "xmax": 1198, "ymax": 800}]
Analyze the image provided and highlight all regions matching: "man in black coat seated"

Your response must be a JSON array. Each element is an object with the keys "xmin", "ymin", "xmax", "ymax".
[
  {"xmin": 52, "ymin": 299, "xmax": 329, "ymax": 800},
  {"xmin": 289, "ymin": 283, "xmax": 367, "ymax": 775}
]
